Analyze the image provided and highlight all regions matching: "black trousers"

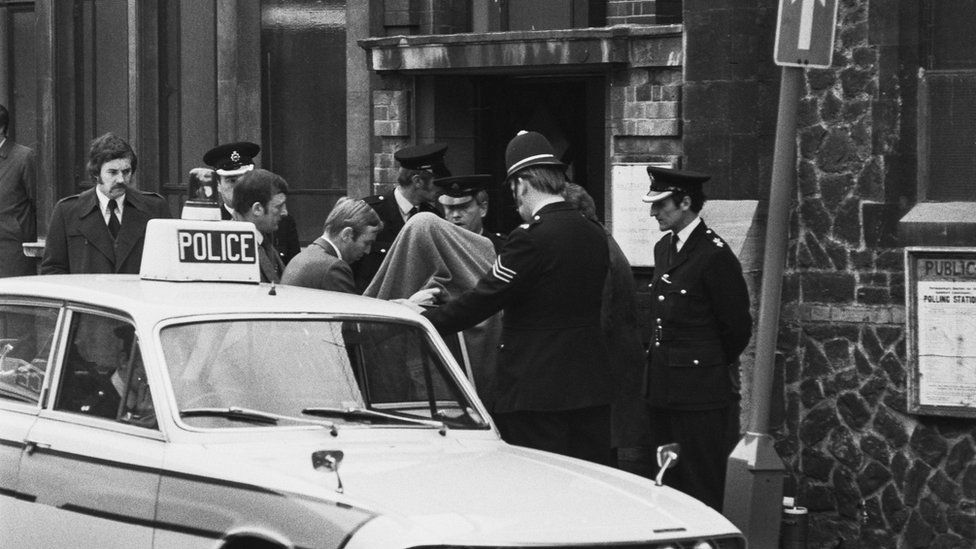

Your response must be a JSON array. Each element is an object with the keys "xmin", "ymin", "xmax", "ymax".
[
  {"xmin": 493, "ymin": 405, "xmax": 612, "ymax": 466},
  {"xmin": 645, "ymin": 404, "xmax": 738, "ymax": 510}
]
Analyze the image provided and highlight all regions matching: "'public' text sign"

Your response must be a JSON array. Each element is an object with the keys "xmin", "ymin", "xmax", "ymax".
[{"xmin": 774, "ymin": 0, "xmax": 839, "ymax": 68}]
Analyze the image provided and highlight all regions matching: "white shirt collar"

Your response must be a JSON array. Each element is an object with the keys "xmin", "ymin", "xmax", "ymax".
[
  {"xmin": 531, "ymin": 197, "xmax": 565, "ymax": 217},
  {"xmin": 673, "ymin": 215, "xmax": 701, "ymax": 252},
  {"xmin": 321, "ymin": 236, "xmax": 343, "ymax": 261},
  {"xmin": 393, "ymin": 186, "xmax": 416, "ymax": 220},
  {"xmin": 95, "ymin": 186, "xmax": 125, "ymax": 221},
  {"xmin": 0, "ymin": 137, "xmax": 6, "ymax": 150}
]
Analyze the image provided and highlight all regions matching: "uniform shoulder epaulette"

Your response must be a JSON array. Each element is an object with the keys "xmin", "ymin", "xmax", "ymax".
[
  {"xmin": 362, "ymin": 194, "xmax": 385, "ymax": 206},
  {"xmin": 139, "ymin": 190, "xmax": 165, "ymax": 199},
  {"xmin": 704, "ymin": 228, "xmax": 727, "ymax": 248},
  {"xmin": 492, "ymin": 232, "xmax": 505, "ymax": 238}
]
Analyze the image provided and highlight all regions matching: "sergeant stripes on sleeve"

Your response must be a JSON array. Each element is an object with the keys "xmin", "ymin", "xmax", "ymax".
[{"xmin": 492, "ymin": 256, "xmax": 516, "ymax": 283}]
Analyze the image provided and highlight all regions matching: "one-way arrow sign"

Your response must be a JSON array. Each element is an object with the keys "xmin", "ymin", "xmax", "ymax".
[{"xmin": 774, "ymin": 0, "xmax": 839, "ymax": 68}]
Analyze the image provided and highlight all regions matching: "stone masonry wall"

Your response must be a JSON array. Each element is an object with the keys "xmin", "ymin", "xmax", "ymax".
[{"xmin": 771, "ymin": 1, "xmax": 976, "ymax": 547}]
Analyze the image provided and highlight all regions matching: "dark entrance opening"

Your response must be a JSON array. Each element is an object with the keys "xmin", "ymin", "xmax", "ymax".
[{"xmin": 434, "ymin": 75, "xmax": 606, "ymax": 234}]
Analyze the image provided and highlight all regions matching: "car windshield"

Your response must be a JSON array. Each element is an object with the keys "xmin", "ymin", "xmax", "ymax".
[{"xmin": 160, "ymin": 318, "xmax": 488, "ymax": 430}]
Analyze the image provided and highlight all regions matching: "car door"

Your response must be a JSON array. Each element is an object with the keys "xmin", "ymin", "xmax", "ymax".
[
  {"xmin": 0, "ymin": 300, "xmax": 62, "ymax": 547},
  {"xmin": 16, "ymin": 307, "xmax": 164, "ymax": 549}
]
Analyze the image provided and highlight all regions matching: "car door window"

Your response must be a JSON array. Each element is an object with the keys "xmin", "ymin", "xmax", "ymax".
[
  {"xmin": 0, "ymin": 304, "xmax": 59, "ymax": 406},
  {"xmin": 53, "ymin": 312, "xmax": 156, "ymax": 429}
]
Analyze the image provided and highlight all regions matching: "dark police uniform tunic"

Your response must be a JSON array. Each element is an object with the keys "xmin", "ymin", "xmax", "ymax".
[
  {"xmin": 352, "ymin": 190, "xmax": 440, "ymax": 292},
  {"xmin": 644, "ymin": 220, "xmax": 751, "ymax": 509},
  {"xmin": 483, "ymin": 229, "xmax": 506, "ymax": 255},
  {"xmin": 424, "ymin": 201, "xmax": 614, "ymax": 463}
]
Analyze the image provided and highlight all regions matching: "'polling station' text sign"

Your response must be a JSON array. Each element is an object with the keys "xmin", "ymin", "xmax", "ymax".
[
  {"xmin": 774, "ymin": 0, "xmax": 839, "ymax": 68},
  {"xmin": 906, "ymin": 248, "xmax": 976, "ymax": 418}
]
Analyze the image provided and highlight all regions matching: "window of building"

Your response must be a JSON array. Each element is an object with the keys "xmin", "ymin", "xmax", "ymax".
[{"xmin": 918, "ymin": 0, "xmax": 976, "ymax": 201}]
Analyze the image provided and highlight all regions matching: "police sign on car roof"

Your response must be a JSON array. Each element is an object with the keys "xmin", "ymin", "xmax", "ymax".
[{"xmin": 140, "ymin": 219, "xmax": 261, "ymax": 283}]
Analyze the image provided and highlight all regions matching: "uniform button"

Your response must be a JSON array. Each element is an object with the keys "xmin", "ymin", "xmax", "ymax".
[
  {"xmin": 693, "ymin": 359, "xmax": 700, "ymax": 365},
  {"xmin": 534, "ymin": 215, "xmax": 540, "ymax": 220},
  {"xmin": 658, "ymin": 295, "xmax": 665, "ymax": 301},
  {"xmin": 648, "ymin": 283, "xmax": 653, "ymax": 288},
  {"xmin": 656, "ymin": 318, "xmax": 662, "ymax": 324},
  {"xmin": 680, "ymin": 289, "xmax": 687, "ymax": 295},
  {"xmin": 380, "ymin": 248, "xmax": 387, "ymax": 253},
  {"xmin": 499, "ymin": 344, "xmax": 505, "ymax": 349},
  {"xmin": 654, "ymin": 342, "xmax": 660, "ymax": 347}
]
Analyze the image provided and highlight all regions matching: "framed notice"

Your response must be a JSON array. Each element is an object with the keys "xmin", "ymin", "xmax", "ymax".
[{"xmin": 906, "ymin": 248, "xmax": 976, "ymax": 417}]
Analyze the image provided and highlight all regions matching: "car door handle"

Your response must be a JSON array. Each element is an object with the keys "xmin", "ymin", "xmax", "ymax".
[{"xmin": 23, "ymin": 439, "xmax": 51, "ymax": 455}]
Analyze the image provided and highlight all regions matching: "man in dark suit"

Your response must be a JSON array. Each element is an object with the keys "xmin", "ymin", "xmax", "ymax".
[
  {"xmin": 434, "ymin": 174, "xmax": 507, "ymax": 253},
  {"xmin": 642, "ymin": 166, "xmax": 752, "ymax": 510},
  {"xmin": 41, "ymin": 133, "xmax": 171, "ymax": 274},
  {"xmin": 421, "ymin": 131, "xmax": 614, "ymax": 465},
  {"xmin": 0, "ymin": 104, "xmax": 37, "ymax": 278},
  {"xmin": 351, "ymin": 142, "xmax": 448, "ymax": 292},
  {"xmin": 231, "ymin": 168, "xmax": 289, "ymax": 283},
  {"xmin": 282, "ymin": 197, "xmax": 383, "ymax": 293},
  {"xmin": 203, "ymin": 141, "xmax": 301, "ymax": 265}
]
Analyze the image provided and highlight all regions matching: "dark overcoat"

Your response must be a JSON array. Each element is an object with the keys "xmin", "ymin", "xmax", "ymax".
[
  {"xmin": 424, "ymin": 201, "xmax": 614, "ymax": 414},
  {"xmin": 644, "ymin": 221, "xmax": 752, "ymax": 410},
  {"xmin": 352, "ymin": 190, "xmax": 439, "ymax": 292},
  {"xmin": 0, "ymin": 139, "xmax": 37, "ymax": 277},
  {"xmin": 40, "ymin": 187, "xmax": 171, "ymax": 275}
]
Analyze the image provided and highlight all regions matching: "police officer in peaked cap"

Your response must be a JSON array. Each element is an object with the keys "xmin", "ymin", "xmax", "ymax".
[
  {"xmin": 434, "ymin": 174, "xmax": 507, "ymax": 253},
  {"xmin": 421, "ymin": 131, "xmax": 615, "ymax": 466},
  {"xmin": 351, "ymin": 142, "xmax": 448, "ymax": 292},
  {"xmin": 202, "ymin": 141, "xmax": 300, "ymax": 265},
  {"xmin": 642, "ymin": 165, "xmax": 752, "ymax": 511}
]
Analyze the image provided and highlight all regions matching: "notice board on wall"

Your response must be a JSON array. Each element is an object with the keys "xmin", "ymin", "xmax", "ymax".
[{"xmin": 906, "ymin": 248, "xmax": 976, "ymax": 418}]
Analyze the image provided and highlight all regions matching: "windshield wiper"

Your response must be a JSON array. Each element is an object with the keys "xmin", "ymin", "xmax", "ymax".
[
  {"xmin": 301, "ymin": 406, "xmax": 447, "ymax": 435},
  {"xmin": 180, "ymin": 406, "xmax": 338, "ymax": 434}
]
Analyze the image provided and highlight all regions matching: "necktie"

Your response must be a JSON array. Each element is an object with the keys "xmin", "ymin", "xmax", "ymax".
[
  {"xmin": 107, "ymin": 199, "xmax": 121, "ymax": 239},
  {"xmin": 669, "ymin": 234, "xmax": 679, "ymax": 265},
  {"xmin": 408, "ymin": 206, "xmax": 420, "ymax": 218}
]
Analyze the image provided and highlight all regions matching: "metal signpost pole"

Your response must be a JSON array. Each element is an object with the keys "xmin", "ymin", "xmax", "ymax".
[
  {"xmin": 722, "ymin": 67, "xmax": 799, "ymax": 549},
  {"xmin": 723, "ymin": 1, "xmax": 839, "ymax": 547}
]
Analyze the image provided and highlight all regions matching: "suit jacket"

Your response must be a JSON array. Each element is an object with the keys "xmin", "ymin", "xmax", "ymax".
[
  {"xmin": 423, "ymin": 201, "xmax": 614, "ymax": 413},
  {"xmin": 644, "ymin": 220, "xmax": 752, "ymax": 410},
  {"xmin": 257, "ymin": 236, "xmax": 285, "ymax": 283},
  {"xmin": 281, "ymin": 237, "xmax": 355, "ymax": 293},
  {"xmin": 352, "ymin": 190, "xmax": 440, "ymax": 292},
  {"xmin": 0, "ymin": 139, "xmax": 37, "ymax": 277},
  {"xmin": 41, "ymin": 187, "xmax": 171, "ymax": 275},
  {"xmin": 219, "ymin": 200, "xmax": 300, "ymax": 266}
]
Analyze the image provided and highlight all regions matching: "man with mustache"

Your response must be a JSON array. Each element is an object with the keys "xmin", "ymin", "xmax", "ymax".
[{"xmin": 41, "ymin": 133, "xmax": 171, "ymax": 274}]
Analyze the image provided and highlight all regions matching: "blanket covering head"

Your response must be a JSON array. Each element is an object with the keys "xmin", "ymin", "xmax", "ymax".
[{"xmin": 363, "ymin": 212, "xmax": 502, "ymax": 408}]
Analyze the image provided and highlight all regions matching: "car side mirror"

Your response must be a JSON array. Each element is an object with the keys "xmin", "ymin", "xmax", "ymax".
[
  {"xmin": 312, "ymin": 450, "xmax": 345, "ymax": 493},
  {"xmin": 654, "ymin": 443, "xmax": 680, "ymax": 487}
]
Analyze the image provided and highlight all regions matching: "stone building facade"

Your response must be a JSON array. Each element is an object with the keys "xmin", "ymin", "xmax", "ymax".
[{"xmin": 767, "ymin": 1, "xmax": 976, "ymax": 547}]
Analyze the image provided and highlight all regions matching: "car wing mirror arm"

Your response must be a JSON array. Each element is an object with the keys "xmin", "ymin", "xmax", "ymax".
[{"xmin": 654, "ymin": 443, "xmax": 680, "ymax": 487}]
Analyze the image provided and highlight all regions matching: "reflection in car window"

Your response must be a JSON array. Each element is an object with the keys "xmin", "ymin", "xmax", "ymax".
[
  {"xmin": 0, "ymin": 304, "xmax": 59, "ymax": 405},
  {"xmin": 161, "ymin": 319, "xmax": 487, "ymax": 430},
  {"xmin": 54, "ymin": 313, "xmax": 156, "ymax": 429}
]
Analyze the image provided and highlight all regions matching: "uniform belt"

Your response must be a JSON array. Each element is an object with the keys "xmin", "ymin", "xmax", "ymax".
[{"xmin": 653, "ymin": 326, "xmax": 721, "ymax": 344}]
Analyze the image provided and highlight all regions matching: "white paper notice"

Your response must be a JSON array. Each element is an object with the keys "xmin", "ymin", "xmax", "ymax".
[{"xmin": 916, "ymin": 280, "xmax": 976, "ymax": 408}]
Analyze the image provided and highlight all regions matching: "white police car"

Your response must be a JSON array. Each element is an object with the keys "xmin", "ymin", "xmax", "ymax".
[{"xmin": 0, "ymin": 219, "xmax": 745, "ymax": 548}]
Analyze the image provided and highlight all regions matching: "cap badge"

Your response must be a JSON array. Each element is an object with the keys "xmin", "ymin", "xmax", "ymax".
[
  {"xmin": 451, "ymin": 183, "xmax": 460, "ymax": 191},
  {"xmin": 230, "ymin": 150, "xmax": 241, "ymax": 163},
  {"xmin": 713, "ymin": 238, "xmax": 724, "ymax": 247}
]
